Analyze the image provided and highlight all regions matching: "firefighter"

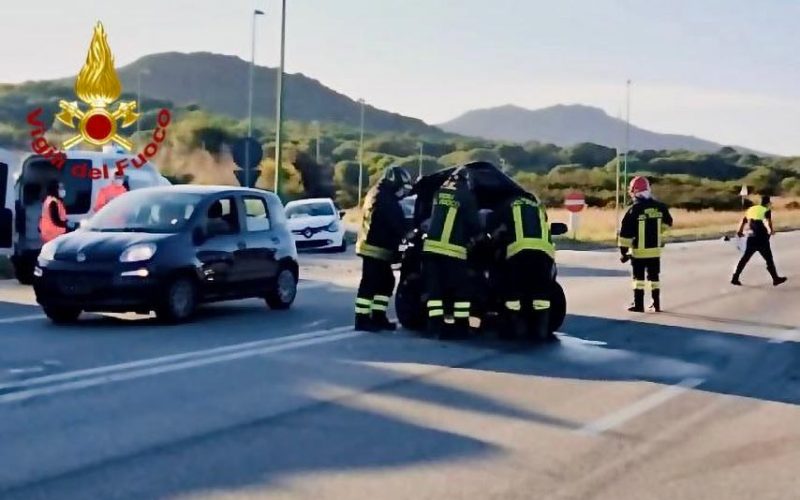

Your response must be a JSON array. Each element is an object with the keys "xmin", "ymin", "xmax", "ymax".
[
  {"xmin": 354, "ymin": 166, "xmax": 413, "ymax": 332},
  {"xmin": 39, "ymin": 180, "xmax": 69, "ymax": 244},
  {"xmin": 422, "ymin": 167, "xmax": 482, "ymax": 338},
  {"xmin": 731, "ymin": 195, "xmax": 787, "ymax": 286},
  {"xmin": 488, "ymin": 194, "xmax": 556, "ymax": 342},
  {"xmin": 94, "ymin": 170, "xmax": 128, "ymax": 212},
  {"xmin": 618, "ymin": 176, "xmax": 673, "ymax": 312}
]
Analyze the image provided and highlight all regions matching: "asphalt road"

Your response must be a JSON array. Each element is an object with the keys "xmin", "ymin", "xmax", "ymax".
[{"xmin": 0, "ymin": 234, "xmax": 798, "ymax": 500}]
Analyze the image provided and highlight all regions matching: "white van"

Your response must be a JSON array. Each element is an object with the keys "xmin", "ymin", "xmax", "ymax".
[{"xmin": 0, "ymin": 147, "xmax": 171, "ymax": 284}]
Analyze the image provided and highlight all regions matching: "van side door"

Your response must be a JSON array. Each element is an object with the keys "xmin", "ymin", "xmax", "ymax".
[{"xmin": 0, "ymin": 160, "xmax": 12, "ymax": 252}]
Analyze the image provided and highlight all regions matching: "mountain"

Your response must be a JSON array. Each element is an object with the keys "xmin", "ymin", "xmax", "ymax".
[
  {"xmin": 439, "ymin": 104, "xmax": 751, "ymax": 153},
  {"xmin": 55, "ymin": 52, "xmax": 443, "ymax": 136}
]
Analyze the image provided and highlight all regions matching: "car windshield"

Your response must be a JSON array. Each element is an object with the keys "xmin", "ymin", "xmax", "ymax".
[
  {"xmin": 86, "ymin": 190, "xmax": 202, "ymax": 233},
  {"xmin": 285, "ymin": 201, "xmax": 334, "ymax": 218}
]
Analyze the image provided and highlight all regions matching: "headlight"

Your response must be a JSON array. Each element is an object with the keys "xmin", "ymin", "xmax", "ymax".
[
  {"xmin": 119, "ymin": 243, "xmax": 157, "ymax": 263},
  {"xmin": 325, "ymin": 221, "xmax": 340, "ymax": 232},
  {"xmin": 39, "ymin": 241, "xmax": 58, "ymax": 261}
]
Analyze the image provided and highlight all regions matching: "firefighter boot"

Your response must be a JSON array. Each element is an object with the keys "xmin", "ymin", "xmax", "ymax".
[
  {"xmin": 649, "ymin": 289, "xmax": 661, "ymax": 312},
  {"xmin": 451, "ymin": 318, "xmax": 471, "ymax": 339},
  {"xmin": 354, "ymin": 314, "xmax": 379, "ymax": 333},
  {"xmin": 628, "ymin": 290, "xmax": 645, "ymax": 312},
  {"xmin": 530, "ymin": 309, "xmax": 555, "ymax": 343},
  {"xmin": 372, "ymin": 311, "xmax": 397, "ymax": 331},
  {"xmin": 510, "ymin": 313, "xmax": 528, "ymax": 341},
  {"xmin": 428, "ymin": 317, "xmax": 446, "ymax": 339}
]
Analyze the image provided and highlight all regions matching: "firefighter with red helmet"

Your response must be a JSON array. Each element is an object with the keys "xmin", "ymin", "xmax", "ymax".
[{"xmin": 618, "ymin": 176, "xmax": 673, "ymax": 312}]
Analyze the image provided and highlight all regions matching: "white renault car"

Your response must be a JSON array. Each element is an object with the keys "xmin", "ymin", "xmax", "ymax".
[{"xmin": 284, "ymin": 198, "xmax": 347, "ymax": 252}]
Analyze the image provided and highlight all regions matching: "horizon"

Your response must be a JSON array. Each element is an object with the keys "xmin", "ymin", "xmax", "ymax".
[{"xmin": 1, "ymin": 0, "xmax": 797, "ymax": 155}]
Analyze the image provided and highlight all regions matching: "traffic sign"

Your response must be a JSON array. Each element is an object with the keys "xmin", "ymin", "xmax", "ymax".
[
  {"xmin": 739, "ymin": 185, "xmax": 749, "ymax": 197},
  {"xmin": 564, "ymin": 191, "xmax": 585, "ymax": 213},
  {"xmin": 231, "ymin": 137, "xmax": 263, "ymax": 188}
]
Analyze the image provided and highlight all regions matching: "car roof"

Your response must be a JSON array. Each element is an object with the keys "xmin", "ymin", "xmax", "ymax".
[
  {"xmin": 285, "ymin": 197, "xmax": 333, "ymax": 206},
  {"xmin": 133, "ymin": 185, "xmax": 276, "ymax": 197}
]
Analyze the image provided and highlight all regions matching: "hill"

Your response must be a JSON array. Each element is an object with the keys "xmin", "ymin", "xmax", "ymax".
[
  {"xmin": 439, "ymin": 104, "xmax": 760, "ymax": 154},
  {"xmin": 46, "ymin": 51, "xmax": 444, "ymax": 136}
]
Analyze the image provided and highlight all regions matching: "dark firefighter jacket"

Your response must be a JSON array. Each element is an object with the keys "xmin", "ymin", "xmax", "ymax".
[
  {"xmin": 422, "ymin": 180, "xmax": 481, "ymax": 260},
  {"xmin": 356, "ymin": 182, "xmax": 407, "ymax": 261},
  {"xmin": 490, "ymin": 196, "xmax": 555, "ymax": 259},
  {"xmin": 618, "ymin": 197, "xmax": 674, "ymax": 259}
]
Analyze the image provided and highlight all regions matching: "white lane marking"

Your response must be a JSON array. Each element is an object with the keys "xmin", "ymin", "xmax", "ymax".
[
  {"xmin": 0, "ymin": 330, "xmax": 362, "ymax": 404},
  {"xmin": 769, "ymin": 329, "xmax": 800, "ymax": 344},
  {"xmin": 0, "ymin": 325, "xmax": 353, "ymax": 392},
  {"xmin": 0, "ymin": 314, "xmax": 46, "ymax": 324},
  {"xmin": 577, "ymin": 377, "xmax": 705, "ymax": 436}
]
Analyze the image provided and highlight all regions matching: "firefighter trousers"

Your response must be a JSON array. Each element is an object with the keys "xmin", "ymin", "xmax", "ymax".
[
  {"xmin": 423, "ymin": 253, "xmax": 471, "ymax": 330},
  {"xmin": 631, "ymin": 257, "xmax": 661, "ymax": 309},
  {"xmin": 355, "ymin": 256, "xmax": 395, "ymax": 320},
  {"xmin": 503, "ymin": 251, "xmax": 554, "ymax": 314}
]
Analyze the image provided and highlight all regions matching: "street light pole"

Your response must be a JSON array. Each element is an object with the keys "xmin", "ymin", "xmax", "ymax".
[
  {"xmin": 313, "ymin": 120, "xmax": 321, "ymax": 163},
  {"xmin": 247, "ymin": 8, "xmax": 264, "ymax": 189},
  {"xmin": 273, "ymin": 0, "xmax": 287, "ymax": 197},
  {"xmin": 418, "ymin": 141, "xmax": 423, "ymax": 178},
  {"xmin": 358, "ymin": 98, "xmax": 365, "ymax": 207},
  {"xmin": 623, "ymin": 79, "xmax": 631, "ymax": 205},
  {"xmin": 136, "ymin": 69, "xmax": 149, "ymax": 135}
]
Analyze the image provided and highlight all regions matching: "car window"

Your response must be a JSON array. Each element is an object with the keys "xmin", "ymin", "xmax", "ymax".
[
  {"xmin": 86, "ymin": 191, "xmax": 201, "ymax": 233},
  {"xmin": 285, "ymin": 201, "xmax": 334, "ymax": 218},
  {"xmin": 206, "ymin": 196, "xmax": 240, "ymax": 236},
  {"xmin": 243, "ymin": 196, "xmax": 271, "ymax": 232}
]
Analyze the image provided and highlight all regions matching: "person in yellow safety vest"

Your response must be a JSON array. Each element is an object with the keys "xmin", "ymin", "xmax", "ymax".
[
  {"xmin": 422, "ymin": 167, "xmax": 482, "ymax": 339},
  {"xmin": 618, "ymin": 176, "xmax": 673, "ymax": 312},
  {"xmin": 731, "ymin": 195, "xmax": 787, "ymax": 287},
  {"xmin": 488, "ymin": 194, "xmax": 557, "ymax": 342},
  {"xmin": 39, "ymin": 180, "xmax": 69, "ymax": 244},
  {"xmin": 94, "ymin": 171, "xmax": 128, "ymax": 212},
  {"xmin": 354, "ymin": 166, "xmax": 414, "ymax": 332}
]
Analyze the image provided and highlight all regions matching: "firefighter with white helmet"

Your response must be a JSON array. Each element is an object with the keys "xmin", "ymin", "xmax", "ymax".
[{"xmin": 618, "ymin": 176, "xmax": 673, "ymax": 312}]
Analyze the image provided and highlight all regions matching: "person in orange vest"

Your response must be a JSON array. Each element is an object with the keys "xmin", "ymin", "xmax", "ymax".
[
  {"xmin": 39, "ymin": 180, "xmax": 69, "ymax": 244},
  {"xmin": 94, "ymin": 171, "xmax": 128, "ymax": 212}
]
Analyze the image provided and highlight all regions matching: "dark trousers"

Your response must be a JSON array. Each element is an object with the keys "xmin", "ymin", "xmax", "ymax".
[
  {"xmin": 631, "ymin": 257, "xmax": 661, "ymax": 307},
  {"xmin": 423, "ymin": 253, "xmax": 470, "ymax": 326},
  {"xmin": 503, "ymin": 251, "xmax": 554, "ymax": 313},
  {"xmin": 734, "ymin": 238, "xmax": 779, "ymax": 279},
  {"xmin": 355, "ymin": 257, "xmax": 395, "ymax": 318}
]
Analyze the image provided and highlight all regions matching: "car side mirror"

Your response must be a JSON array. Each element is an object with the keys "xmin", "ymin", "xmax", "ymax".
[
  {"xmin": 193, "ymin": 226, "xmax": 207, "ymax": 245},
  {"xmin": 550, "ymin": 222, "xmax": 569, "ymax": 236},
  {"xmin": 339, "ymin": 210, "xmax": 346, "ymax": 220}
]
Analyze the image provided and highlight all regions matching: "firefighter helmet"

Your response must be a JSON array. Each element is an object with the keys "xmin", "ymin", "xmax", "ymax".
[{"xmin": 629, "ymin": 176, "xmax": 650, "ymax": 196}]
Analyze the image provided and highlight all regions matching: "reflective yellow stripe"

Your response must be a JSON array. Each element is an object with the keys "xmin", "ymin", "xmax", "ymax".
[
  {"xmin": 453, "ymin": 302, "xmax": 470, "ymax": 309},
  {"xmin": 505, "ymin": 300, "xmax": 521, "ymax": 311},
  {"xmin": 355, "ymin": 306, "xmax": 371, "ymax": 314},
  {"xmin": 371, "ymin": 303, "xmax": 388, "ymax": 311},
  {"xmin": 513, "ymin": 204, "xmax": 524, "ymax": 242},
  {"xmin": 423, "ymin": 239, "xmax": 467, "ymax": 259},
  {"xmin": 632, "ymin": 280, "xmax": 646, "ymax": 290},
  {"xmin": 441, "ymin": 207, "xmax": 457, "ymax": 243},
  {"xmin": 427, "ymin": 300, "xmax": 443, "ymax": 307},
  {"xmin": 632, "ymin": 247, "xmax": 661, "ymax": 258},
  {"xmin": 453, "ymin": 311, "xmax": 470, "ymax": 318},
  {"xmin": 649, "ymin": 281, "xmax": 660, "ymax": 290},
  {"xmin": 637, "ymin": 219, "xmax": 646, "ymax": 252},
  {"xmin": 356, "ymin": 242, "xmax": 392, "ymax": 260},
  {"xmin": 618, "ymin": 237, "xmax": 634, "ymax": 248},
  {"xmin": 355, "ymin": 298, "xmax": 372, "ymax": 306},
  {"xmin": 373, "ymin": 295, "xmax": 390, "ymax": 304},
  {"xmin": 533, "ymin": 300, "xmax": 551, "ymax": 310},
  {"xmin": 428, "ymin": 309, "xmax": 444, "ymax": 317},
  {"xmin": 507, "ymin": 238, "xmax": 555, "ymax": 259},
  {"xmin": 656, "ymin": 219, "xmax": 662, "ymax": 248}
]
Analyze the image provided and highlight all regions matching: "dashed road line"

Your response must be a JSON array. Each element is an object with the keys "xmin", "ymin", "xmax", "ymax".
[
  {"xmin": 0, "ymin": 314, "xmax": 46, "ymax": 325},
  {"xmin": 577, "ymin": 377, "xmax": 705, "ymax": 436}
]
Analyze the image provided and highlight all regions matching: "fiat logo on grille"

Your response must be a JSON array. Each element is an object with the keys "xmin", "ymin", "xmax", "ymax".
[{"xmin": 76, "ymin": 252, "xmax": 87, "ymax": 262}]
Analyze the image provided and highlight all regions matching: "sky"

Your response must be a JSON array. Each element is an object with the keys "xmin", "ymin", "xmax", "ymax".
[{"xmin": 1, "ymin": 0, "xmax": 798, "ymax": 155}]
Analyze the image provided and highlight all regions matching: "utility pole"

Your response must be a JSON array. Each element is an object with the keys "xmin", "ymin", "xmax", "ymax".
[
  {"xmin": 615, "ymin": 109, "xmax": 622, "ymax": 234},
  {"xmin": 418, "ymin": 141, "xmax": 423, "ymax": 178},
  {"xmin": 623, "ymin": 79, "xmax": 631, "ymax": 205},
  {"xmin": 136, "ymin": 68, "xmax": 150, "ymax": 136},
  {"xmin": 247, "ymin": 8, "xmax": 264, "ymax": 188},
  {"xmin": 313, "ymin": 120, "xmax": 321, "ymax": 163},
  {"xmin": 273, "ymin": 0, "xmax": 286, "ymax": 197},
  {"xmin": 357, "ymin": 98, "xmax": 365, "ymax": 207}
]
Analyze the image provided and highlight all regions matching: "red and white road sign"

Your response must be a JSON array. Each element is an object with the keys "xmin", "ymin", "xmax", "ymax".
[{"xmin": 564, "ymin": 192, "xmax": 585, "ymax": 213}]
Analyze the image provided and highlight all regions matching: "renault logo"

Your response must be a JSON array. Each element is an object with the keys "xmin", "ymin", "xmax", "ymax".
[
  {"xmin": 303, "ymin": 229, "xmax": 313, "ymax": 239},
  {"xmin": 76, "ymin": 252, "xmax": 86, "ymax": 262}
]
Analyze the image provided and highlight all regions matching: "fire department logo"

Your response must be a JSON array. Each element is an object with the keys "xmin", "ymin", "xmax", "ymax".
[{"xmin": 55, "ymin": 22, "xmax": 138, "ymax": 151}]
